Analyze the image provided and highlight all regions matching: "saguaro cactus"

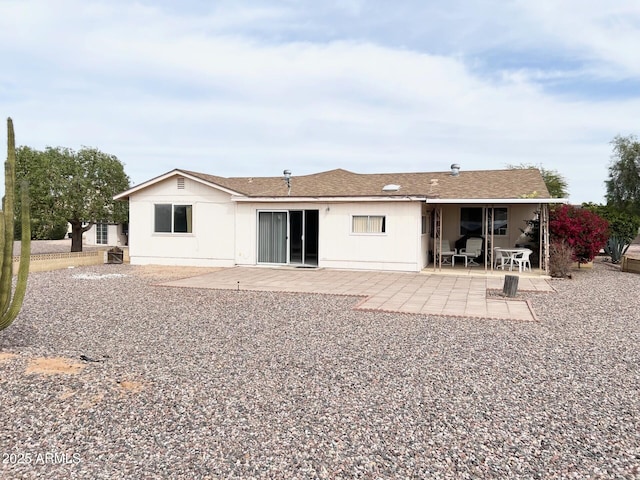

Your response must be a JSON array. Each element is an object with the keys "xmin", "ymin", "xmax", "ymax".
[{"xmin": 0, "ymin": 118, "xmax": 30, "ymax": 331}]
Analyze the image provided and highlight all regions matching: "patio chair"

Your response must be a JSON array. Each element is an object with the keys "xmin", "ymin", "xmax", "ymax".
[
  {"xmin": 511, "ymin": 249, "xmax": 532, "ymax": 272},
  {"xmin": 460, "ymin": 237, "xmax": 483, "ymax": 266},
  {"xmin": 493, "ymin": 247, "xmax": 510, "ymax": 270},
  {"xmin": 435, "ymin": 240, "xmax": 456, "ymax": 266}
]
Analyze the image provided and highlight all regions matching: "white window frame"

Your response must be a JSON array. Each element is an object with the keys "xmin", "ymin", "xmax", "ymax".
[
  {"xmin": 351, "ymin": 215, "xmax": 386, "ymax": 235},
  {"xmin": 96, "ymin": 222, "xmax": 108, "ymax": 245},
  {"xmin": 154, "ymin": 203, "xmax": 194, "ymax": 234}
]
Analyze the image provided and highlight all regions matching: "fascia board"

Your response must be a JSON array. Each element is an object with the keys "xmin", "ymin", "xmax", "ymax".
[
  {"xmin": 425, "ymin": 198, "xmax": 568, "ymax": 204},
  {"xmin": 231, "ymin": 196, "xmax": 427, "ymax": 203},
  {"xmin": 114, "ymin": 169, "xmax": 243, "ymax": 200}
]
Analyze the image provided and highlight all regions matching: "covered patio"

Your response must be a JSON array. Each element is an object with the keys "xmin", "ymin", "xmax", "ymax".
[{"xmin": 427, "ymin": 199, "xmax": 565, "ymax": 277}]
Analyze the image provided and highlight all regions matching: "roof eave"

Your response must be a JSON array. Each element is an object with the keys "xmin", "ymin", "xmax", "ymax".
[
  {"xmin": 425, "ymin": 197, "xmax": 569, "ymax": 204},
  {"xmin": 232, "ymin": 195, "xmax": 428, "ymax": 203},
  {"xmin": 113, "ymin": 169, "xmax": 244, "ymax": 200}
]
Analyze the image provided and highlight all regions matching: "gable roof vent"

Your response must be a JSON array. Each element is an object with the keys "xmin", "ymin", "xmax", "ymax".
[
  {"xmin": 177, "ymin": 177, "xmax": 185, "ymax": 189},
  {"xmin": 382, "ymin": 184, "xmax": 401, "ymax": 192},
  {"xmin": 450, "ymin": 164, "xmax": 461, "ymax": 176}
]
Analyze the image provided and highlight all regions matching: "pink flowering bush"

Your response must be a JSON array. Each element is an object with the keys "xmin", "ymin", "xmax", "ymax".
[{"xmin": 549, "ymin": 205, "xmax": 609, "ymax": 264}]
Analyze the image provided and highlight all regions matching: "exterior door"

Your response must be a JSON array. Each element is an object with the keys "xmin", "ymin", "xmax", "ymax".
[
  {"xmin": 258, "ymin": 211, "xmax": 287, "ymax": 263},
  {"xmin": 258, "ymin": 210, "xmax": 319, "ymax": 265},
  {"xmin": 289, "ymin": 210, "xmax": 319, "ymax": 266}
]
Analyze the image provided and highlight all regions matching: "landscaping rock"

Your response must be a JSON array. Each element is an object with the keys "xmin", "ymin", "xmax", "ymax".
[{"xmin": 0, "ymin": 262, "xmax": 638, "ymax": 478}]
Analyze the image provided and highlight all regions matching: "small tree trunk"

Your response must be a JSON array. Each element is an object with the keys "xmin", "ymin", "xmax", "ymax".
[
  {"xmin": 503, "ymin": 275, "xmax": 519, "ymax": 298},
  {"xmin": 70, "ymin": 222, "xmax": 84, "ymax": 252}
]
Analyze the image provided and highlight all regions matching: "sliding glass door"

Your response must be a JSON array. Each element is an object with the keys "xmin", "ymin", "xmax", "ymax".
[
  {"xmin": 258, "ymin": 211, "xmax": 287, "ymax": 263},
  {"xmin": 289, "ymin": 210, "xmax": 319, "ymax": 266},
  {"xmin": 257, "ymin": 210, "xmax": 319, "ymax": 265}
]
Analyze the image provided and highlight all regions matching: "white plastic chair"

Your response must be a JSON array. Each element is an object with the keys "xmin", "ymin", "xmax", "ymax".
[
  {"xmin": 460, "ymin": 238, "xmax": 483, "ymax": 266},
  {"xmin": 512, "ymin": 249, "xmax": 532, "ymax": 272},
  {"xmin": 436, "ymin": 240, "xmax": 456, "ymax": 266},
  {"xmin": 493, "ymin": 247, "xmax": 510, "ymax": 270}
]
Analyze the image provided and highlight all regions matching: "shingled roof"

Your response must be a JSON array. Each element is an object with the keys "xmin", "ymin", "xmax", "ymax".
[{"xmin": 180, "ymin": 168, "xmax": 552, "ymax": 200}]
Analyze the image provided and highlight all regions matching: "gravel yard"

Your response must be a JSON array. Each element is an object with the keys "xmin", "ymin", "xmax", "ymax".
[{"xmin": 0, "ymin": 260, "xmax": 639, "ymax": 479}]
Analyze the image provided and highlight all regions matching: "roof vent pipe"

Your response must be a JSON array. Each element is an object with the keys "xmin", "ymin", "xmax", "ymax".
[
  {"xmin": 450, "ymin": 164, "xmax": 461, "ymax": 176},
  {"xmin": 283, "ymin": 169, "xmax": 292, "ymax": 195}
]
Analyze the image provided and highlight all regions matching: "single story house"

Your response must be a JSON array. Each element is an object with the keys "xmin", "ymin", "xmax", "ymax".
[
  {"xmin": 114, "ymin": 165, "xmax": 566, "ymax": 273},
  {"xmin": 82, "ymin": 222, "xmax": 128, "ymax": 247}
]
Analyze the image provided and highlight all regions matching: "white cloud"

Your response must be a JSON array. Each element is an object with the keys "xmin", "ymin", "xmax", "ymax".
[
  {"xmin": 515, "ymin": 1, "xmax": 640, "ymax": 78},
  {"xmin": 1, "ymin": 0, "xmax": 639, "ymax": 204}
]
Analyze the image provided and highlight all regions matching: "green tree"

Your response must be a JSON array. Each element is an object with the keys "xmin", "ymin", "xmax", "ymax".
[
  {"xmin": 606, "ymin": 135, "xmax": 640, "ymax": 216},
  {"xmin": 582, "ymin": 203, "xmax": 640, "ymax": 243},
  {"xmin": 15, "ymin": 146, "xmax": 130, "ymax": 252},
  {"xmin": 582, "ymin": 202, "xmax": 640, "ymax": 263},
  {"xmin": 506, "ymin": 163, "xmax": 569, "ymax": 198}
]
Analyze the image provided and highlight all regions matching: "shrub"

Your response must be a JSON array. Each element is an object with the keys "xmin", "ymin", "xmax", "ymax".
[
  {"xmin": 15, "ymin": 220, "xmax": 67, "ymax": 240},
  {"xmin": 604, "ymin": 237, "xmax": 629, "ymax": 264},
  {"xmin": 582, "ymin": 203, "xmax": 640, "ymax": 263},
  {"xmin": 549, "ymin": 241, "xmax": 574, "ymax": 278},
  {"xmin": 549, "ymin": 205, "xmax": 609, "ymax": 264},
  {"xmin": 583, "ymin": 202, "xmax": 640, "ymax": 242}
]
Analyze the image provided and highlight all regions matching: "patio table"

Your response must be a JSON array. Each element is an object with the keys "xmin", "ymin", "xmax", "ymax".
[
  {"xmin": 495, "ymin": 248, "xmax": 529, "ymax": 271},
  {"xmin": 452, "ymin": 253, "xmax": 469, "ymax": 267}
]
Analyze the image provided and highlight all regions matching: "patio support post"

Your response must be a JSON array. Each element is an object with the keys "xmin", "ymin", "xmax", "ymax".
[
  {"xmin": 540, "ymin": 203, "xmax": 550, "ymax": 274},
  {"xmin": 434, "ymin": 206, "xmax": 443, "ymax": 271},
  {"xmin": 490, "ymin": 206, "xmax": 495, "ymax": 271}
]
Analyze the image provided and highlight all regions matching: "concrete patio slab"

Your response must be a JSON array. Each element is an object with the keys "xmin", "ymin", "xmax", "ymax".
[{"xmin": 159, "ymin": 267, "xmax": 553, "ymax": 321}]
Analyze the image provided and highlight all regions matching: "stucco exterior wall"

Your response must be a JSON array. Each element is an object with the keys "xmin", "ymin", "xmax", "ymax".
[
  {"xmin": 127, "ymin": 176, "xmax": 236, "ymax": 266},
  {"xmin": 235, "ymin": 200, "xmax": 424, "ymax": 272},
  {"xmin": 125, "ymin": 173, "xmax": 542, "ymax": 272}
]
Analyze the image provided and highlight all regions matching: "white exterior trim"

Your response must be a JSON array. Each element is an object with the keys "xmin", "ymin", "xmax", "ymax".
[
  {"xmin": 426, "ymin": 198, "xmax": 568, "ymax": 204},
  {"xmin": 115, "ymin": 169, "xmax": 244, "ymax": 200},
  {"xmin": 232, "ymin": 196, "xmax": 427, "ymax": 203},
  {"xmin": 122, "ymin": 169, "xmax": 560, "ymax": 273}
]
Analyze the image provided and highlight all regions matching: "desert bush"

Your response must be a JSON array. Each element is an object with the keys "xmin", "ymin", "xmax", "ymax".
[
  {"xmin": 550, "ymin": 205, "xmax": 609, "ymax": 264},
  {"xmin": 604, "ymin": 237, "xmax": 629, "ymax": 264},
  {"xmin": 549, "ymin": 241, "xmax": 574, "ymax": 278},
  {"xmin": 583, "ymin": 203, "xmax": 640, "ymax": 263}
]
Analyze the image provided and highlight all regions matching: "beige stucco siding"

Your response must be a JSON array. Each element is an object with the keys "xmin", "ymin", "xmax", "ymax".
[
  {"xmin": 128, "ymin": 176, "xmax": 236, "ymax": 266},
  {"xmin": 320, "ymin": 201, "xmax": 423, "ymax": 271},
  {"xmin": 235, "ymin": 200, "xmax": 424, "ymax": 272}
]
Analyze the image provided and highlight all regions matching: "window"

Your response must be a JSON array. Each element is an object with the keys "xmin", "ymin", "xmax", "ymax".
[
  {"xmin": 155, "ymin": 204, "xmax": 193, "ymax": 233},
  {"xmin": 352, "ymin": 215, "xmax": 386, "ymax": 234},
  {"xmin": 460, "ymin": 207, "xmax": 508, "ymax": 236},
  {"xmin": 460, "ymin": 208, "xmax": 483, "ymax": 236},
  {"xmin": 421, "ymin": 215, "xmax": 428, "ymax": 235},
  {"xmin": 96, "ymin": 223, "xmax": 108, "ymax": 245},
  {"xmin": 489, "ymin": 208, "xmax": 508, "ymax": 236}
]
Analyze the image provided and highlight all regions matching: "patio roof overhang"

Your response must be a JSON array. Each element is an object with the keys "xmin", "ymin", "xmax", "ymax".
[{"xmin": 425, "ymin": 198, "xmax": 568, "ymax": 204}]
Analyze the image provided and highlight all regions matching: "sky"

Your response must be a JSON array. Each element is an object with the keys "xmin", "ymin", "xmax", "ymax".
[{"xmin": 1, "ymin": 0, "xmax": 639, "ymax": 204}]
